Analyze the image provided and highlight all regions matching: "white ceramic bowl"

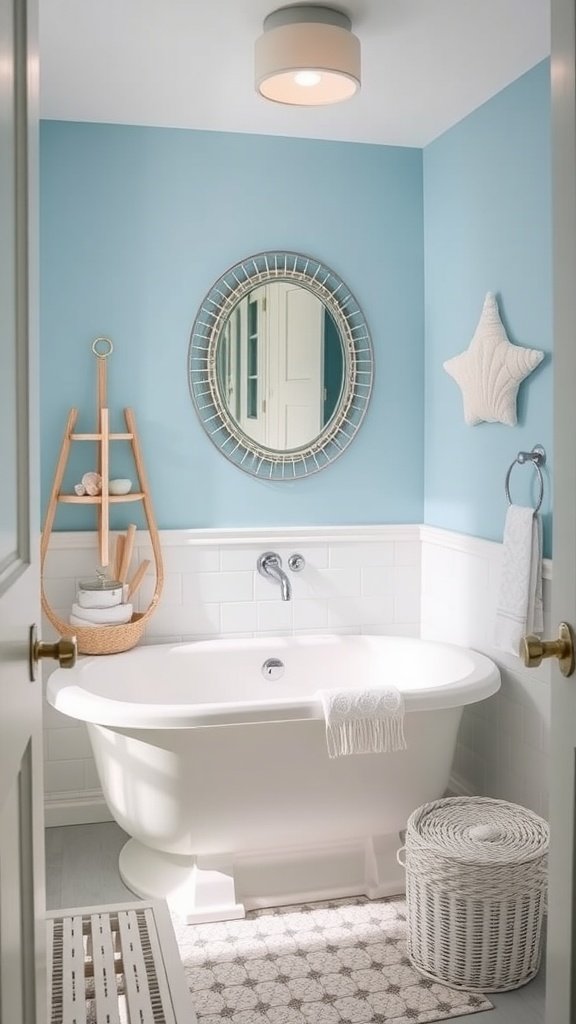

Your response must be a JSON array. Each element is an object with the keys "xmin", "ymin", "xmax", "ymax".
[
  {"xmin": 77, "ymin": 584, "xmax": 123, "ymax": 609},
  {"xmin": 109, "ymin": 478, "xmax": 132, "ymax": 495}
]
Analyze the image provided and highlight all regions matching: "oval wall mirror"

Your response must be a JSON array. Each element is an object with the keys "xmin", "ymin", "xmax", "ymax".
[{"xmin": 188, "ymin": 251, "xmax": 373, "ymax": 479}]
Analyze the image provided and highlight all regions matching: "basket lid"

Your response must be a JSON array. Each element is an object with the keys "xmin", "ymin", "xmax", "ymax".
[{"xmin": 406, "ymin": 796, "xmax": 549, "ymax": 865}]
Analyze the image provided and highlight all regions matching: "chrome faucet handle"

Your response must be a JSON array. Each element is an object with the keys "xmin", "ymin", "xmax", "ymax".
[
  {"xmin": 257, "ymin": 551, "xmax": 282, "ymax": 573},
  {"xmin": 257, "ymin": 551, "xmax": 291, "ymax": 600},
  {"xmin": 288, "ymin": 553, "xmax": 305, "ymax": 572}
]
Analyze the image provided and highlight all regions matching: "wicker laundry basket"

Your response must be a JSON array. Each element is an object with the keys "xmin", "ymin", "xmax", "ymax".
[{"xmin": 400, "ymin": 796, "xmax": 549, "ymax": 993}]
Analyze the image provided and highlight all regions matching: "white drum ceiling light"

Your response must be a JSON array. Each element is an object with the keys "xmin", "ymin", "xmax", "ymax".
[{"xmin": 255, "ymin": 5, "xmax": 361, "ymax": 106}]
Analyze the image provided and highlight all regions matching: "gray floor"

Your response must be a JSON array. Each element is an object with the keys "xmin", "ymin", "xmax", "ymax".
[
  {"xmin": 46, "ymin": 820, "xmax": 136, "ymax": 911},
  {"xmin": 45, "ymin": 822, "xmax": 545, "ymax": 1022}
]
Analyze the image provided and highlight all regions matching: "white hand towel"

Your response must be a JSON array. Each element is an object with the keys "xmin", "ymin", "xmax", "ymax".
[
  {"xmin": 70, "ymin": 602, "xmax": 133, "ymax": 626},
  {"xmin": 494, "ymin": 505, "xmax": 543, "ymax": 656},
  {"xmin": 316, "ymin": 686, "xmax": 406, "ymax": 758}
]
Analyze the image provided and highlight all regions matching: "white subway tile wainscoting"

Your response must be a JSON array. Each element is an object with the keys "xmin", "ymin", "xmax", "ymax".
[
  {"xmin": 421, "ymin": 526, "xmax": 552, "ymax": 821},
  {"xmin": 42, "ymin": 524, "xmax": 550, "ymax": 826}
]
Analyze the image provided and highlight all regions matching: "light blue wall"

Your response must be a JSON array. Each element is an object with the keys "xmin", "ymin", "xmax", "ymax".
[
  {"xmin": 40, "ymin": 64, "xmax": 552, "ymax": 543},
  {"xmin": 40, "ymin": 123, "xmax": 424, "ymax": 530},
  {"xmin": 423, "ymin": 62, "xmax": 552, "ymax": 555}
]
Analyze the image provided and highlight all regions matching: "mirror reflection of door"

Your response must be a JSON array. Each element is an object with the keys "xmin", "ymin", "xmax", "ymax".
[
  {"xmin": 244, "ymin": 286, "xmax": 267, "ymax": 444},
  {"xmin": 270, "ymin": 282, "xmax": 322, "ymax": 449},
  {"xmin": 218, "ymin": 285, "xmax": 267, "ymax": 444},
  {"xmin": 217, "ymin": 282, "xmax": 344, "ymax": 451}
]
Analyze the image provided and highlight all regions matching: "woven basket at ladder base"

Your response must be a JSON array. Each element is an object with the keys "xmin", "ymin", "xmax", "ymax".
[{"xmin": 402, "ymin": 796, "xmax": 549, "ymax": 993}]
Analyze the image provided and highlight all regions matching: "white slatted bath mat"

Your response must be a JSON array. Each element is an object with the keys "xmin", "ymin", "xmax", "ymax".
[{"xmin": 47, "ymin": 900, "xmax": 194, "ymax": 1024}]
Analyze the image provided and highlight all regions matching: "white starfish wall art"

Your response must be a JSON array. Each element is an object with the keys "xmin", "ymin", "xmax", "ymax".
[{"xmin": 443, "ymin": 292, "xmax": 544, "ymax": 426}]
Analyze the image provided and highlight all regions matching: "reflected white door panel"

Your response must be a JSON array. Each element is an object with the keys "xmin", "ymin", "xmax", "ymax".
[
  {"xmin": 273, "ymin": 283, "xmax": 323, "ymax": 449},
  {"xmin": 219, "ymin": 282, "xmax": 327, "ymax": 451}
]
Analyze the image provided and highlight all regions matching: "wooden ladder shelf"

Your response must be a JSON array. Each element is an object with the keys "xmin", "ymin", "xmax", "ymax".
[{"xmin": 41, "ymin": 339, "xmax": 164, "ymax": 655}]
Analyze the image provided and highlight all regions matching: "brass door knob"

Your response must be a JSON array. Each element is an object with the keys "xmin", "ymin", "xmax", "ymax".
[
  {"xmin": 521, "ymin": 622, "xmax": 575, "ymax": 677},
  {"xmin": 29, "ymin": 624, "xmax": 77, "ymax": 681}
]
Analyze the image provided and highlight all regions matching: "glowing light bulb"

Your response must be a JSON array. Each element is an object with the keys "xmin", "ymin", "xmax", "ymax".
[{"xmin": 294, "ymin": 70, "xmax": 322, "ymax": 88}]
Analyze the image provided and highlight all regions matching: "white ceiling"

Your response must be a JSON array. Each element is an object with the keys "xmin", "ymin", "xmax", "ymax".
[{"xmin": 39, "ymin": 0, "xmax": 550, "ymax": 147}]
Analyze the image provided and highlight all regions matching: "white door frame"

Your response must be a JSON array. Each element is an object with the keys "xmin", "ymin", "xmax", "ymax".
[
  {"xmin": 0, "ymin": 0, "xmax": 43, "ymax": 1019},
  {"xmin": 546, "ymin": 0, "xmax": 576, "ymax": 1020}
]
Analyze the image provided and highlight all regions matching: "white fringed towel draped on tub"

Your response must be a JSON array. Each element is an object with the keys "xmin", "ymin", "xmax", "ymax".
[
  {"xmin": 317, "ymin": 685, "xmax": 407, "ymax": 758},
  {"xmin": 494, "ymin": 504, "xmax": 543, "ymax": 656}
]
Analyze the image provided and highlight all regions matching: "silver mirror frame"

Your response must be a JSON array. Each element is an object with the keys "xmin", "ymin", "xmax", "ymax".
[{"xmin": 188, "ymin": 251, "xmax": 373, "ymax": 480}]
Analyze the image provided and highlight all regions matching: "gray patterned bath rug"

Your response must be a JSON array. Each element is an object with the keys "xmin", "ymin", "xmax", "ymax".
[{"xmin": 173, "ymin": 895, "xmax": 493, "ymax": 1024}]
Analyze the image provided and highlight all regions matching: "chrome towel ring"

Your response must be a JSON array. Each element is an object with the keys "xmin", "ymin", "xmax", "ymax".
[{"xmin": 505, "ymin": 445, "xmax": 546, "ymax": 513}]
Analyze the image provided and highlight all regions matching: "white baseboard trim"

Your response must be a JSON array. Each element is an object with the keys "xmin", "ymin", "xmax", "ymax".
[
  {"xmin": 45, "ymin": 523, "xmax": 421, "ymax": 549},
  {"xmin": 45, "ymin": 789, "xmax": 113, "ymax": 827}
]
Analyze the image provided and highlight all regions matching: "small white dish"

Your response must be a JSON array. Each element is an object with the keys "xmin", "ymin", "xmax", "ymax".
[
  {"xmin": 77, "ymin": 574, "xmax": 123, "ymax": 609},
  {"xmin": 109, "ymin": 478, "xmax": 132, "ymax": 495}
]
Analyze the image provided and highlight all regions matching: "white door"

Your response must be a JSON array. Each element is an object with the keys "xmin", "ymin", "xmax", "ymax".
[
  {"xmin": 238, "ymin": 287, "xmax": 268, "ymax": 446},
  {"xmin": 270, "ymin": 283, "xmax": 323, "ymax": 450},
  {"xmin": 545, "ymin": 0, "xmax": 576, "ymax": 1020},
  {"xmin": 0, "ymin": 0, "xmax": 44, "ymax": 1019}
]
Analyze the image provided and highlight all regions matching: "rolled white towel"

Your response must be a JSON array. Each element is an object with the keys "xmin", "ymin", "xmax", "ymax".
[
  {"xmin": 70, "ymin": 614, "xmax": 132, "ymax": 627},
  {"xmin": 70, "ymin": 602, "xmax": 133, "ymax": 625},
  {"xmin": 494, "ymin": 505, "xmax": 543, "ymax": 656}
]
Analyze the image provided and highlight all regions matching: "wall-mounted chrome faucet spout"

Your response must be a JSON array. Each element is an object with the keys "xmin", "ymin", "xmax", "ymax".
[{"xmin": 257, "ymin": 552, "xmax": 291, "ymax": 601}]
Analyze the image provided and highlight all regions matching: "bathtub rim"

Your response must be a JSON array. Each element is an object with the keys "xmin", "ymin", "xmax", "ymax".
[{"xmin": 47, "ymin": 634, "xmax": 501, "ymax": 730}]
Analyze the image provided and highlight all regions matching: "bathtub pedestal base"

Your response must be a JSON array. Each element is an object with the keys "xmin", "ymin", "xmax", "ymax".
[
  {"xmin": 364, "ymin": 834, "xmax": 407, "ymax": 899},
  {"xmin": 119, "ymin": 839, "xmax": 246, "ymax": 924},
  {"xmin": 119, "ymin": 833, "xmax": 407, "ymax": 924},
  {"xmin": 234, "ymin": 833, "xmax": 406, "ymax": 911}
]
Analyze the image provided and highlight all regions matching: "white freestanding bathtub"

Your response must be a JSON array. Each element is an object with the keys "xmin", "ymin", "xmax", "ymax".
[{"xmin": 48, "ymin": 634, "xmax": 500, "ymax": 922}]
